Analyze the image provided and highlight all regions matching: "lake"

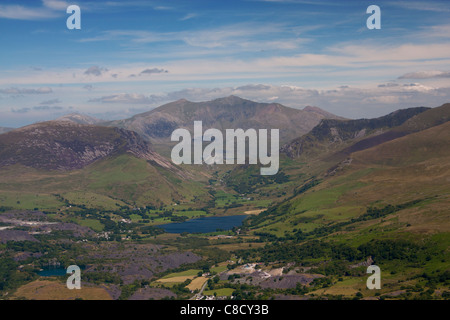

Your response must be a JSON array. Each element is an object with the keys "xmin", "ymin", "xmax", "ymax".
[
  {"xmin": 158, "ymin": 215, "xmax": 248, "ymax": 234},
  {"xmin": 38, "ymin": 267, "xmax": 67, "ymax": 277}
]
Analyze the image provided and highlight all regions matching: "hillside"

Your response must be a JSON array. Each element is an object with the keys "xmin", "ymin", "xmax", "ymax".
[
  {"xmin": 281, "ymin": 106, "xmax": 431, "ymax": 159},
  {"xmin": 221, "ymin": 105, "xmax": 448, "ymax": 202},
  {"xmin": 234, "ymin": 116, "xmax": 450, "ymax": 298},
  {"xmin": 0, "ymin": 121, "xmax": 210, "ymax": 209},
  {"xmin": 0, "ymin": 121, "xmax": 173, "ymax": 171},
  {"xmin": 249, "ymin": 120, "xmax": 450, "ymax": 233},
  {"xmin": 241, "ymin": 104, "xmax": 450, "ymax": 234}
]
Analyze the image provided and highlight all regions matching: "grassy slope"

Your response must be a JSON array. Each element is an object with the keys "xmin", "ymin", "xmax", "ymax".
[
  {"xmin": 249, "ymin": 121, "xmax": 450, "ymax": 236},
  {"xmin": 0, "ymin": 154, "xmax": 210, "ymax": 211}
]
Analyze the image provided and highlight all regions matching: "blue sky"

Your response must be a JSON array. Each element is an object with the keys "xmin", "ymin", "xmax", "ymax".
[{"xmin": 1, "ymin": 0, "xmax": 450, "ymax": 127}]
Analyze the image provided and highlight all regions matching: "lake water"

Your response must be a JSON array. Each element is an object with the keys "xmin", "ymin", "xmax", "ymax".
[
  {"xmin": 158, "ymin": 215, "xmax": 248, "ymax": 234},
  {"xmin": 38, "ymin": 267, "xmax": 67, "ymax": 277}
]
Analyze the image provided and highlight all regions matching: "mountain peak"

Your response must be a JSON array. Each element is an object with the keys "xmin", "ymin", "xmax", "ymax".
[
  {"xmin": 106, "ymin": 96, "xmax": 342, "ymax": 146},
  {"xmin": 210, "ymin": 95, "xmax": 250, "ymax": 104},
  {"xmin": 55, "ymin": 113, "xmax": 103, "ymax": 125}
]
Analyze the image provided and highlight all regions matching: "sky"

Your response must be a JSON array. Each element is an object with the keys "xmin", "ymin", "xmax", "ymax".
[{"xmin": 0, "ymin": 0, "xmax": 450, "ymax": 127}]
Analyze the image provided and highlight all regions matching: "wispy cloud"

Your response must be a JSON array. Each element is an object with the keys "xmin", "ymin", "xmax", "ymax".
[
  {"xmin": 11, "ymin": 105, "xmax": 64, "ymax": 113},
  {"xmin": 0, "ymin": 5, "xmax": 59, "ymax": 20},
  {"xmin": 40, "ymin": 98, "xmax": 62, "ymax": 105},
  {"xmin": 0, "ymin": 87, "xmax": 52, "ymax": 94},
  {"xmin": 42, "ymin": 0, "xmax": 69, "ymax": 10},
  {"xmin": 390, "ymin": 1, "xmax": 450, "ymax": 13},
  {"xmin": 78, "ymin": 22, "xmax": 311, "ymax": 51},
  {"xmin": 88, "ymin": 93, "xmax": 154, "ymax": 104},
  {"xmin": 399, "ymin": 70, "xmax": 450, "ymax": 79},
  {"xmin": 180, "ymin": 13, "xmax": 197, "ymax": 21},
  {"xmin": 0, "ymin": 0, "xmax": 71, "ymax": 20}
]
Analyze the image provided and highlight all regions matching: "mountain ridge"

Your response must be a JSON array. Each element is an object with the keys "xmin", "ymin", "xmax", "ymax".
[
  {"xmin": 0, "ymin": 121, "xmax": 175, "ymax": 172},
  {"xmin": 103, "ymin": 95, "xmax": 344, "ymax": 147},
  {"xmin": 281, "ymin": 106, "xmax": 433, "ymax": 159}
]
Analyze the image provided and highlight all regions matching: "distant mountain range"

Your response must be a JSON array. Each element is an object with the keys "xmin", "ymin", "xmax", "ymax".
[
  {"xmin": 0, "ymin": 95, "xmax": 345, "ymax": 170},
  {"xmin": 104, "ymin": 96, "xmax": 344, "ymax": 147},
  {"xmin": 2, "ymin": 97, "xmax": 448, "ymax": 175},
  {"xmin": 0, "ymin": 96, "xmax": 448, "ymax": 209}
]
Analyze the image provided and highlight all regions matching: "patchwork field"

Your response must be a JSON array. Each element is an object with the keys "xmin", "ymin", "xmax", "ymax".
[
  {"xmin": 203, "ymin": 288, "xmax": 234, "ymax": 297},
  {"xmin": 186, "ymin": 277, "xmax": 208, "ymax": 291}
]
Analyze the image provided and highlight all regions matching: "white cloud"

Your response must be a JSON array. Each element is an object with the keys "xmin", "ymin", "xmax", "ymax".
[
  {"xmin": 0, "ymin": 5, "xmax": 59, "ymax": 20},
  {"xmin": 0, "ymin": 0, "xmax": 72, "ymax": 21},
  {"xmin": 363, "ymin": 95, "xmax": 403, "ymax": 104},
  {"xmin": 42, "ymin": 0, "xmax": 69, "ymax": 10}
]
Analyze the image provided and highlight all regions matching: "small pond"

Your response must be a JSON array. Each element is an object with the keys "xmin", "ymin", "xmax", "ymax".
[{"xmin": 38, "ymin": 267, "xmax": 68, "ymax": 277}]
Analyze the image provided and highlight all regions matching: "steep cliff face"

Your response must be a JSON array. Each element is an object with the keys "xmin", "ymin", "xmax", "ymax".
[{"xmin": 0, "ymin": 121, "xmax": 174, "ymax": 171}]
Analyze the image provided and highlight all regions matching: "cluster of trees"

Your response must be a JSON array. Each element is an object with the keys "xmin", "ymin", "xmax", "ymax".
[
  {"xmin": 140, "ymin": 225, "xmax": 165, "ymax": 236},
  {"xmin": 236, "ymin": 238, "xmax": 429, "ymax": 267},
  {"xmin": 0, "ymin": 255, "xmax": 36, "ymax": 292},
  {"xmin": 230, "ymin": 283, "xmax": 258, "ymax": 300},
  {"xmin": 6, "ymin": 240, "xmax": 74, "ymax": 255},
  {"xmin": 418, "ymin": 270, "xmax": 450, "ymax": 288},
  {"xmin": 358, "ymin": 239, "xmax": 423, "ymax": 261},
  {"xmin": 226, "ymin": 171, "xmax": 289, "ymax": 194}
]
